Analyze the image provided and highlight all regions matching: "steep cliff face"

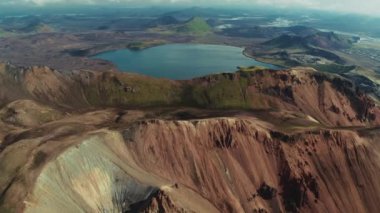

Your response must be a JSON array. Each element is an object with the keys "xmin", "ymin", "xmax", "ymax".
[
  {"xmin": 0, "ymin": 112, "xmax": 379, "ymax": 213},
  {"xmin": 0, "ymin": 124, "xmax": 219, "ymax": 213},
  {"xmin": 248, "ymin": 68, "xmax": 380, "ymax": 126},
  {"xmin": 128, "ymin": 118, "xmax": 380, "ymax": 212}
]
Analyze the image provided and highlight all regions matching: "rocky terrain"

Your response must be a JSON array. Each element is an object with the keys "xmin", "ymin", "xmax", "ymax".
[
  {"xmin": 0, "ymin": 63, "xmax": 380, "ymax": 212},
  {"xmin": 245, "ymin": 32, "xmax": 380, "ymax": 102}
]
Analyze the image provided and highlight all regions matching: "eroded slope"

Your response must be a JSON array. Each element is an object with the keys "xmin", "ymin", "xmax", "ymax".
[
  {"xmin": 0, "ymin": 111, "xmax": 379, "ymax": 212},
  {"xmin": 0, "ymin": 64, "xmax": 380, "ymax": 212}
]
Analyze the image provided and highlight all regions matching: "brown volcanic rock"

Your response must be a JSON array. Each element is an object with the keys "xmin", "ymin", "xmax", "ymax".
[
  {"xmin": 0, "ymin": 100, "xmax": 63, "ymax": 127},
  {"xmin": 0, "ymin": 63, "xmax": 379, "ymax": 127},
  {"xmin": 0, "ymin": 63, "xmax": 181, "ymax": 109},
  {"xmin": 132, "ymin": 190, "xmax": 188, "ymax": 213},
  {"xmin": 0, "ymin": 63, "xmax": 379, "ymax": 212},
  {"xmin": 0, "ymin": 63, "xmax": 87, "ymax": 108},
  {"xmin": 188, "ymin": 67, "xmax": 380, "ymax": 127},
  {"xmin": 0, "ymin": 110, "xmax": 379, "ymax": 212},
  {"xmin": 127, "ymin": 118, "xmax": 380, "ymax": 213}
]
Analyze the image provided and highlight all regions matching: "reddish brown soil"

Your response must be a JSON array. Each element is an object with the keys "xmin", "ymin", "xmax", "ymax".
[{"xmin": 0, "ymin": 63, "xmax": 379, "ymax": 212}]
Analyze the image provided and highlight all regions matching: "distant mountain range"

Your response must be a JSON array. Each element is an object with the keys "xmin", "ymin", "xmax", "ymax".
[
  {"xmin": 147, "ymin": 15, "xmax": 180, "ymax": 27},
  {"xmin": 149, "ymin": 15, "xmax": 212, "ymax": 35},
  {"xmin": 264, "ymin": 31, "xmax": 360, "ymax": 50},
  {"xmin": 0, "ymin": 15, "xmax": 54, "ymax": 34}
]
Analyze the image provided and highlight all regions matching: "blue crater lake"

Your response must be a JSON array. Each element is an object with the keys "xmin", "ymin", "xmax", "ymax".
[{"xmin": 93, "ymin": 44, "xmax": 279, "ymax": 80}]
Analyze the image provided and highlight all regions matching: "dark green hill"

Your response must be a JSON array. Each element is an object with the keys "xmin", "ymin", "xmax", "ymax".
[
  {"xmin": 306, "ymin": 32, "xmax": 359, "ymax": 49},
  {"xmin": 264, "ymin": 31, "xmax": 359, "ymax": 50},
  {"xmin": 286, "ymin": 26, "xmax": 319, "ymax": 37},
  {"xmin": 264, "ymin": 34, "xmax": 308, "ymax": 49}
]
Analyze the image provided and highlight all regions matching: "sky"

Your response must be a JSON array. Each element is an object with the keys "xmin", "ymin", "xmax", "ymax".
[{"xmin": 1, "ymin": 0, "xmax": 379, "ymax": 17}]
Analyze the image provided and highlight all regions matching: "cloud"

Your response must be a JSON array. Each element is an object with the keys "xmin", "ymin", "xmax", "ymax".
[
  {"xmin": 254, "ymin": 0, "xmax": 380, "ymax": 16},
  {"xmin": 1, "ymin": 0, "xmax": 380, "ymax": 16}
]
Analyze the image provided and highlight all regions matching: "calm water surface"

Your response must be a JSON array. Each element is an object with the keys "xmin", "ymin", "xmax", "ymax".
[{"xmin": 93, "ymin": 44, "xmax": 279, "ymax": 80}]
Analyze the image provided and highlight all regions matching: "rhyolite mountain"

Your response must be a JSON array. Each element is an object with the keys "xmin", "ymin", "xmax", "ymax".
[{"xmin": 0, "ymin": 63, "xmax": 380, "ymax": 212}]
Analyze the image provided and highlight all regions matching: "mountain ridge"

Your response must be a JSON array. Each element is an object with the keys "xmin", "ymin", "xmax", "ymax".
[{"xmin": 1, "ymin": 63, "xmax": 380, "ymax": 212}]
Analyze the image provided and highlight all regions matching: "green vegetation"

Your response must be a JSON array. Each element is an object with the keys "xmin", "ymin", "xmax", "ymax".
[
  {"xmin": 238, "ymin": 66, "xmax": 269, "ymax": 72},
  {"xmin": 0, "ymin": 29, "xmax": 4, "ymax": 37},
  {"xmin": 176, "ymin": 17, "xmax": 212, "ymax": 35},
  {"xmin": 83, "ymin": 73, "xmax": 182, "ymax": 107},
  {"xmin": 311, "ymin": 64, "xmax": 356, "ymax": 74},
  {"xmin": 250, "ymin": 56, "xmax": 299, "ymax": 68},
  {"xmin": 184, "ymin": 74, "xmax": 251, "ymax": 109},
  {"xmin": 82, "ymin": 71, "xmax": 255, "ymax": 109},
  {"xmin": 0, "ymin": 206, "xmax": 13, "ymax": 213},
  {"xmin": 127, "ymin": 40, "xmax": 167, "ymax": 51},
  {"xmin": 264, "ymin": 35, "xmax": 308, "ymax": 49},
  {"xmin": 0, "ymin": 28, "xmax": 11, "ymax": 38},
  {"xmin": 36, "ymin": 23, "xmax": 55, "ymax": 33}
]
